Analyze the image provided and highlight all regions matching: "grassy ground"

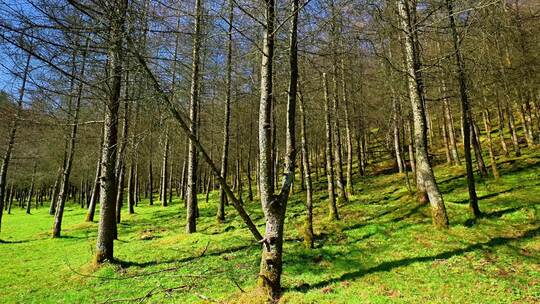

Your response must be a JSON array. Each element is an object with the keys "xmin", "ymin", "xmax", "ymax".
[{"xmin": 0, "ymin": 148, "xmax": 539, "ymax": 303}]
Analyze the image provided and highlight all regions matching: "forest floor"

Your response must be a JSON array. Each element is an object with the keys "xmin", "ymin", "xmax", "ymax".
[{"xmin": 0, "ymin": 149, "xmax": 539, "ymax": 303}]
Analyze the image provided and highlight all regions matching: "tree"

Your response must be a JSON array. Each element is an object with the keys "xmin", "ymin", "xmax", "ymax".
[
  {"xmin": 95, "ymin": 0, "xmax": 128, "ymax": 264},
  {"xmin": 217, "ymin": 0, "xmax": 234, "ymax": 223},
  {"xmin": 257, "ymin": 0, "xmax": 298, "ymax": 297},
  {"xmin": 397, "ymin": 0, "xmax": 449, "ymax": 228},
  {"xmin": 52, "ymin": 39, "xmax": 89, "ymax": 237},
  {"xmin": 445, "ymin": 0, "xmax": 480, "ymax": 218},
  {"xmin": 186, "ymin": 0, "xmax": 203, "ymax": 234}
]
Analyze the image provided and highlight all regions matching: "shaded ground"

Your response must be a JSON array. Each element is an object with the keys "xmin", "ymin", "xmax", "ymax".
[{"xmin": 0, "ymin": 149, "xmax": 539, "ymax": 303}]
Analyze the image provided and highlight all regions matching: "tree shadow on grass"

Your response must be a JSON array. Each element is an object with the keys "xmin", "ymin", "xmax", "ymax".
[
  {"xmin": 288, "ymin": 225, "xmax": 540, "ymax": 293},
  {"xmin": 451, "ymin": 188, "xmax": 515, "ymax": 205},
  {"xmin": 114, "ymin": 242, "xmax": 260, "ymax": 269},
  {"xmin": 0, "ymin": 239, "xmax": 32, "ymax": 244}
]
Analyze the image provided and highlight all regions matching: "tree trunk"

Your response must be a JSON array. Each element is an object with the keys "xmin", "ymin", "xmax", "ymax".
[
  {"xmin": 160, "ymin": 128, "xmax": 169, "ymax": 207},
  {"xmin": 496, "ymin": 99, "xmax": 510, "ymax": 157},
  {"xmin": 340, "ymin": 58, "xmax": 354, "ymax": 195},
  {"xmin": 186, "ymin": 0, "xmax": 203, "ymax": 233},
  {"xmin": 86, "ymin": 143, "xmax": 102, "ymax": 222},
  {"xmin": 217, "ymin": 0, "xmax": 233, "ymax": 223},
  {"xmin": 257, "ymin": 0, "xmax": 297, "ymax": 297},
  {"xmin": 323, "ymin": 73, "xmax": 339, "ymax": 221},
  {"xmin": 128, "ymin": 161, "xmax": 135, "ymax": 214},
  {"xmin": 299, "ymin": 89, "xmax": 314, "ymax": 249},
  {"xmin": 115, "ymin": 85, "xmax": 130, "ymax": 225},
  {"xmin": 26, "ymin": 164, "xmax": 36, "ymax": 215},
  {"xmin": 482, "ymin": 110, "xmax": 500, "ymax": 179},
  {"xmin": 95, "ymin": 0, "xmax": 127, "ymax": 264},
  {"xmin": 49, "ymin": 168, "xmax": 61, "ymax": 215},
  {"xmin": 148, "ymin": 158, "xmax": 154, "ymax": 205},
  {"xmin": 398, "ymin": 0, "xmax": 449, "ymax": 228},
  {"xmin": 507, "ymin": 106, "xmax": 521, "ymax": 156},
  {"xmin": 446, "ymin": 0, "xmax": 480, "ymax": 218},
  {"xmin": 471, "ymin": 118, "xmax": 488, "ymax": 178},
  {"xmin": 53, "ymin": 43, "xmax": 88, "ymax": 237},
  {"xmin": 443, "ymin": 98, "xmax": 460, "ymax": 165}
]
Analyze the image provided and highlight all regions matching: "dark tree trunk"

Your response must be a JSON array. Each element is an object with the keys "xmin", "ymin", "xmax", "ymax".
[
  {"xmin": 49, "ymin": 169, "xmax": 61, "ymax": 216},
  {"xmin": 446, "ymin": 0, "xmax": 480, "ymax": 218},
  {"xmin": 95, "ymin": 0, "xmax": 127, "ymax": 264},
  {"xmin": 53, "ymin": 42, "xmax": 88, "ymax": 237},
  {"xmin": 186, "ymin": 0, "xmax": 203, "ymax": 233},
  {"xmin": 217, "ymin": 0, "xmax": 233, "ymax": 223},
  {"xmin": 26, "ymin": 164, "xmax": 36, "ymax": 215}
]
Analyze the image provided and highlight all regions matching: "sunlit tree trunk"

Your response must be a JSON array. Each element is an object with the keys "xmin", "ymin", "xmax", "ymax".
[
  {"xmin": 482, "ymin": 110, "xmax": 500, "ymax": 179},
  {"xmin": 323, "ymin": 73, "xmax": 339, "ymax": 221},
  {"xmin": 257, "ymin": 0, "xmax": 297, "ymax": 298},
  {"xmin": 299, "ymin": 88, "xmax": 314, "ymax": 248},
  {"xmin": 398, "ymin": 0, "xmax": 449, "ymax": 228}
]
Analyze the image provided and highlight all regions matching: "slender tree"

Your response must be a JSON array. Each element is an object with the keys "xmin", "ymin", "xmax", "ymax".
[{"xmin": 397, "ymin": 0, "xmax": 449, "ymax": 228}]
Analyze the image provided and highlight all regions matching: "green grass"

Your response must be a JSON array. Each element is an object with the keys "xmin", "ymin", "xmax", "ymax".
[{"xmin": 0, "ymin": 148, "xmax": 539, "ymax": 303}]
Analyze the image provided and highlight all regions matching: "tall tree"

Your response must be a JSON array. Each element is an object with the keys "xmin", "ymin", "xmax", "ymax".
[
  {"xmin": 257, "ymin": 0, "xmax": 298, "ymax": 297},
  {"xmin": 446, "ymin": 0, "xmax": 480, "ymax": 218},
  {"xmin": 323, "ymin": 72, "xmax": 339, "ymax": 221},
  {"xmin": 53, "ymin": 40, "xmax": 89, "ymax": 237},
  {"xmin": 186, "ymin": 0, "xmax": 203, "ymax": 233},
  {"xmin": 397, "ymin": 0, "xmax": 449, "ymax": 228},
  {"xmin": 217, "ymin": 0, "xmax": 233, "ymax": 223},
  {"xmin": 95, "ymin": 0, "xmax": 128, "ymax": 263}
]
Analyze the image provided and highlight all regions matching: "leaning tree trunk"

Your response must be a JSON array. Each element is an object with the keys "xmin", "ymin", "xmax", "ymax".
[
  {"xmin": 257, "ymin": 0, "xmax": 297, "ymax": 298},
  {"xmin": 95, "ymin": 0, "xmax": 127, "ymax": 264},
  {"xmin": 0, "ymin": 53, "xmax": 30, "ymax": 232},
  {"xmin": 186, "ymin": 0, "xmax": 203, "ymax": 233},
  {"xmin": 131, "ymin": 20, "xmax": 263, "ymax": 243},
  {"xmin": 398, "ymin": 0, "xmax": 449, "ymax": 228},
  {"xmin": 446, "ymin": 0, "xmax": 480, "ymax": 218}
]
